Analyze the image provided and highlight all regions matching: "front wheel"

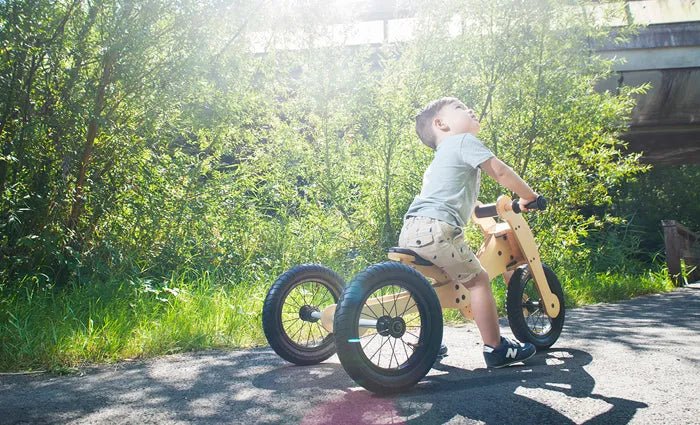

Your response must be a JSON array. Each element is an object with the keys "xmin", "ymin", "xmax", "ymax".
[
  {"xmin": 506, "ymin": 264, "xmax": 565, "ymax": 350},
  {"xmin": 334, "ymin": 262, "xmax": 443, "ymax": 394},
  {"xmin": 262, "ymin": 264, "xmax": 344, "ymax": 365}
]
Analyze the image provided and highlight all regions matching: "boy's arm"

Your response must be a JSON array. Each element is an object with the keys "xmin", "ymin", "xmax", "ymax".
[{"xmin": 480, "ymin": 157, "xmax": 538, "ymax": 209}]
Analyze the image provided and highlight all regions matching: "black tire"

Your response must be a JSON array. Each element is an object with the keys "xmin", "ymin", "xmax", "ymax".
[
  {"xmin": 506, "ymin": 264, "xmax": 565, "ymax": 350},
  {"xmin": 262, "ymin": 264, "xmax": 344, "ymax": 365},
  {"xmin": 334, "ymin": 262, "xmax": 443, "ymax": 394}
]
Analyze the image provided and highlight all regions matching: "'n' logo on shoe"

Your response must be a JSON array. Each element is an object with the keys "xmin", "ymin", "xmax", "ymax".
[{"xmin": 506, "ymin": 348, "xmax": 518, "ymax": 359}]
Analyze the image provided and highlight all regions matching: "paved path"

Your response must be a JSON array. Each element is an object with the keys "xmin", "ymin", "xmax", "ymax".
[{"xmin": 2, "ymin": 285, "xmax": 699, "ymax": 424}]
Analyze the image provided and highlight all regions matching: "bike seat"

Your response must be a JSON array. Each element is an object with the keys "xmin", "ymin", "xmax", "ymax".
[{"xmin": 387, "ymin": 247, "xmax": 435, "ymax": 266}]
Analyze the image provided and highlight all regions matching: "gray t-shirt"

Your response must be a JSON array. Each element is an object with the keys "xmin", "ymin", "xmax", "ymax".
[{"xmin": 405, "ymin": 133, "xmax": 494, "ymax": 227}]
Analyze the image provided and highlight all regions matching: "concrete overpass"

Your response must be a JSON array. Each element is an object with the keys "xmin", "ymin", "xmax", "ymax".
[
  {"xmin": 261, "ymin": 0, "xmax": 700, "ymax": 165},
  {"xmin": 598, "ymin": 21, "xmax": 700, "ymax": 165},
  {"xmin": 339, "ymin": 0, "xmax": 700, "ymax": 165}
]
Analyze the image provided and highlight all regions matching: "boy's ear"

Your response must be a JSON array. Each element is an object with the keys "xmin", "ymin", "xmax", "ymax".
[{"xmin": 434, "ymin": 117, "xmax": 449, "ymax": 131}]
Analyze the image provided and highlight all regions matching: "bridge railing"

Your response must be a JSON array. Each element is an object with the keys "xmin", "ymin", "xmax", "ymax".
[{"xmin": 662, "ymin": 220, "xmax": 700, "ymax": 285}]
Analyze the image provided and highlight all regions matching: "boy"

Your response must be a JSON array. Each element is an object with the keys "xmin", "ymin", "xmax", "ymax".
[{"xmin": 399, "ymin": 96, "xmax": 538, "ymax": 368}]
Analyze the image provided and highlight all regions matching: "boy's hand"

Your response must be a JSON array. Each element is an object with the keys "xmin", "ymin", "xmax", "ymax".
[{"xmin": 518, "ymin": 194, "xmax": 539, "ymax": 212}]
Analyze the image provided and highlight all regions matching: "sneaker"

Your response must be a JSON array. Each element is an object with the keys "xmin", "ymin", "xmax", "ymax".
[
  {"xmin": 433, "ymin": 343, "xmax": 448, "ymax": 365},
  {"xmin": 483, "ymin": 336, "xmax": 536, "ymax": 368}
]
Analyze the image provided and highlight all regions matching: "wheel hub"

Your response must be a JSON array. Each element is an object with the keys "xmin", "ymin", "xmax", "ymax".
[
  {"xmin": 299, "ymin": 305, "xmax": 320, "ymax": 322},
  {"xmin": 376, "ymin": 315, "xmax": 392, "ymax": 336},
  {"xmin": 389, "ymin": 317, "xmax": 406, "ymax": 338},
  {"xmin": 376, "ymin": 315, "xmax": 406, "ymax": 338}
]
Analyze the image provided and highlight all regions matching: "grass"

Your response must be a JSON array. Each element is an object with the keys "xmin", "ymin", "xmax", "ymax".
[
  {"xmin": 0, "ymin": 266, "xmax": 676, "ymax": 373},
  {"xmin": 560, "ymin": 267, "xmax": 676, "ymax": 306},
  {"xmin": 0, "ymin": 271, "xmax": 268, "ymax": 373},
  {"xmin": 442, "ymin": 267, "xmax": 675, "ymax": 323}
]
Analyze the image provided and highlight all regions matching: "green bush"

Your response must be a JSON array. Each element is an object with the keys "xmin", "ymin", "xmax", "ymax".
[{"xmin": 0, "ymin": 0, "xmax": 679, "ymax": 371}]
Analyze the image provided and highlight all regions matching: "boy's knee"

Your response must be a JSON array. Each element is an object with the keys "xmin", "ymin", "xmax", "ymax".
[{"xmin": 462, "ymin": 270, "xmax": 489, "ymax": 290}]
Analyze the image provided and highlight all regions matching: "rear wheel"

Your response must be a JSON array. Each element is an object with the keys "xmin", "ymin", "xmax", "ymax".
[
  {"xmin": 506, "ymin": 264, "xmax": 565, "ymax": 350},
  {"xmin": 262, "ymin": 264, "xmax": 344, "ymax": 365},
  {"xmin": 334, "ymin": 262, "xmax": 442, "ymax": 394}
]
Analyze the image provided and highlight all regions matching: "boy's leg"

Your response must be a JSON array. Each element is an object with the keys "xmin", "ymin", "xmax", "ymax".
[
  {"xmin": 465, "ymin": 270, "xmax": 536, "ymax": 368},
  {"xmin": 463, "ymin": 270, "xmax": 501, "ymax": 348},
  {"xmin": 399, "ymin": 218, "xmax": 501, "ymax": 346},
  {"xmin": 398, "ymin": 217, "xmax": 535, "ymax": 366}
]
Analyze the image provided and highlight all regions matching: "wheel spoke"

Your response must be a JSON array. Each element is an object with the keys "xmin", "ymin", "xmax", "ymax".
[
  {"xmin": 309, "ymin": 283, "xmax": 319, "ymax": 305},
  {"xmin": 521, "ymin": 275, "xmax": 555, "ymax": 336},
  {"xmin": 305, "ymin": 321, "xmax": 313, "ymax": 346},
  {"xmin": 369, "ymin": 335, "xmax": 391, "ymax": 364},
  {"xmin": 279, "ymin": 279, "xmax": 339, "ymax": 348},
  {"xmin": 361, "ymin": 329, "xmax": 378, "ymax": 338},
  {"xmin": 400, "ymin": 336, "xmax": 411, "ymax": 362},
  {"xmin": 406, "ymin": 330, "xmax": 420, "ymax": 340},
  {"xmin": 361, "ymin": 332, "xmax": 380, "ymax": 351},
  {"xmin": 361, "ymin": 310, "xmax": 378, "ymax": 321},
  {"xmin": 379, "ymin": 297, "xmax": 387, "ymax": 318},
  {"xmin": 404, "ymin": 313, "xmax": 420, "ymax": 325},
  {"xmin": 355, "ymin": 281, "xmax": 429, "ymax": 371},
  {"xmin": 289, "ymin": 321, "xmax": 305, "ymax": 342},
  {"xmin": 285, "ymin": 295, "xmax": 303, "ymax": 310},
  {"xmin": 315, "ymin": 322, "xmax": 326, "ymax": 341},
  {"xmin": 298, "ymin": 283, "xmax": 309, "ymax": 306},
  {"xmin": 363, "ymin": 299, "xmax": 382, "ymax": 320},
  {"xmin": 390, "ymin": 338, "xmax": 400, "ymax": 368},
  {"xmin": 390, "ymin": 287, "xmax": 399, "ymax": 317},
  {"xmin": 309, "ymin": 282, "xmax": 321, "ymax": 306},
  {"xmin": 400, "ymin": 295, "xmax": 414, "ymax": 317}
]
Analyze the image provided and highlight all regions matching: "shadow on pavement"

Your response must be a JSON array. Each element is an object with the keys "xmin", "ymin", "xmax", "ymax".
[
  {"xmin": 7, "ymin": 286, "xmax": 699, "ymax": 424},
  {"xmin": 563, "ymin": 289, "xmax": 700, "ymax": 357},
  {"xmin": 1, "ymin": 349, "xmax": 292, "ymax": 424},
  {"xmin": 255, "ymin": 348, "xmax": 647, "ymax": 425},
  {"xmin": 0, "ymin": 346, "xmax": 655, "ymax": 425}
]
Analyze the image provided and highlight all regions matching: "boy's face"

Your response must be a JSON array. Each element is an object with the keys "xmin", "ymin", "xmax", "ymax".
[{"xmin": 436, "ymin": 101, "xmax": 480, "ymax": 135}]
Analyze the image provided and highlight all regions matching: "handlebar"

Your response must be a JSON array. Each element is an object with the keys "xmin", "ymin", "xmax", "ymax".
[
  {"xmin": 512, "ymin": 195, "xmax": 547, "ymax": 214},
  {"xmin": 474, "ymin": 195, "xmax": 547, "ymax": 218}
]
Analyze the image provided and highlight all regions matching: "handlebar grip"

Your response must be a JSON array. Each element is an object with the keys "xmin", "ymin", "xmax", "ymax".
[
  {"xmin": 474, "ymin": 204, "xmax": 498, "ymax": 218},
  {"xmin": 511, "ymin": 196, "xmax": 547, "ymax": 214}
]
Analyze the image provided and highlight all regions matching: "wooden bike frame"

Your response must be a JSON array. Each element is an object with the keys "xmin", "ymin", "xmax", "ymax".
[{"xmin": 318, "ymin": 195, "xmax": 561, "ymax": 332}]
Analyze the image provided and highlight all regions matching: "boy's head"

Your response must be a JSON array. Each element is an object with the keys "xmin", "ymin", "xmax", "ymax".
[{"xmin": 415, "ymin": 97, "xmax": 481, "ymax": 149}]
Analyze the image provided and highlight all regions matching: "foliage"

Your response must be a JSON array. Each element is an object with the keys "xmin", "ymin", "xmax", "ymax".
[
  {"xmin": 0, "ymin": 0, "xmax": 648, "ymax": 288},
  {"xmin": 0, "ymin": 264, "xmax": 672, "ymax": 372},
  {"xmin": 402, "ymin": 0, "xmax": 650, "ymax": 273},
  {"xmin": 0, "ymin": 270, "xmax": 267, "ymax": 371},
  {"xmin": 0, "ymin": 0, "xmax": 675, "ymax": 370},
  {"xmin": 614, "ymin": 164, "xmax": 700, "ymax": 261},
  {"xmin": 0, "ymin": 0, "xmax": 274, "ymax": 284}
]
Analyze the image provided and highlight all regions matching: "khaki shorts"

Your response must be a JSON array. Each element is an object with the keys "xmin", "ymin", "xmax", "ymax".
[{"xmin": 398, "ymin": 216, "xmax": 483, "ymax": 286}]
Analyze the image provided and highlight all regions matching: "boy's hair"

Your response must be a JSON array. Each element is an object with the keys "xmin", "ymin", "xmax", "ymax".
[{"xmin": 415, "ymin": 97, "xmax": 460, "ymax": 149}]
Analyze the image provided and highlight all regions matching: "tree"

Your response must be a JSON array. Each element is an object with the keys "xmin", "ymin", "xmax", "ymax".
[{"xmin": 400, "ymin": 0, "xmax": 648, "ymax": 267}]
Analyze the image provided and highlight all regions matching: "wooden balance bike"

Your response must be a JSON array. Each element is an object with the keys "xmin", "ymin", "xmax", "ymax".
[{"xmin": 262, "ymin": 195, "xmax": 565, "ymax": 394}]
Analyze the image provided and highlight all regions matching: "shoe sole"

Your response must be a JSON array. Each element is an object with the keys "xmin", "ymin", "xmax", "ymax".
[
  {"xmin": 433, "ymin": 353, "xmax": 448, "ymax": 364},
  {"xmin": 488, "ymin": 350, "xmax": 536, "ymax": 369}
]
